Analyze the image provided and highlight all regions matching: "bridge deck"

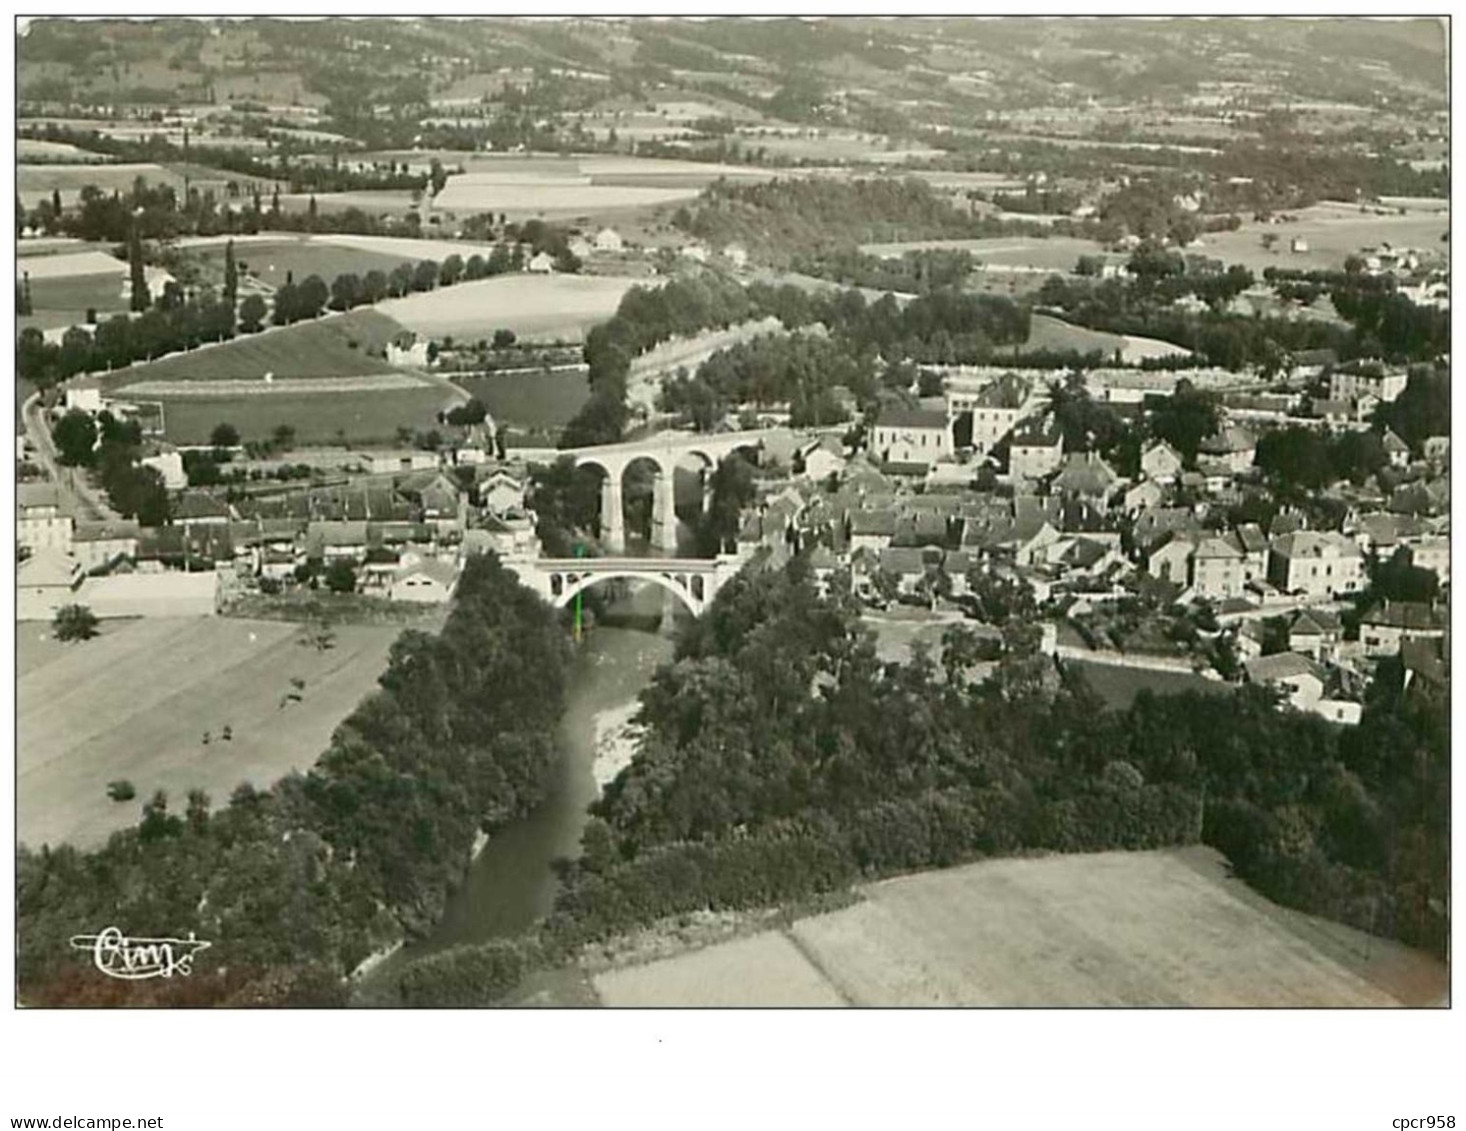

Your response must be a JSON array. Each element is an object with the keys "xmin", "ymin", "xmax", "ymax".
[{"xmin": 536, "ymin": 557, "xmax": 720, "ymax": 571}]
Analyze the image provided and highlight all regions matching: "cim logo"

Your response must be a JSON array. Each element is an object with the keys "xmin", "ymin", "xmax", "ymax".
[{"xmin": 69, "ymin": 926, "xmax": 212, "ymax": 980}]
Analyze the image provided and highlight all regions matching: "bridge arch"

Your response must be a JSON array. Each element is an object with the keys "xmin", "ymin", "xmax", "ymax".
[{"xmin": 550, "ymin": 569, "xmax": 703, "ymax": 616}]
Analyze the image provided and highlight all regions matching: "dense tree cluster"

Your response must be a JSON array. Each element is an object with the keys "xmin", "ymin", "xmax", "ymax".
[
  {"xmin": 673, "ymin": 176, "xmax": 1046, "ymax": 264},
  {"xmin": 1037, "ymin": 259, "xmax": 1448, "ymax": 368},
  {"xmin": 791, "ymin": 248, "xmax": 974, "ymax": 294},
  {"xmin": 17, "ymin": 554, "xmax": 572, "ymax": 1005},
  {"xmin": 536, "ymin": 560, "xmax": 1447, "ymax": 964},
  {"xmin": 1254, "ymin": 425, "xmax": 1390, "ymax": 492}
]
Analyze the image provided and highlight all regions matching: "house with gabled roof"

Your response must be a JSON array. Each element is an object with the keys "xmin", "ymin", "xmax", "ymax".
[
  {"xmin": 1234, "ymin": 522, "xmax": 1268, "ymax": 583},
  {"xmin": 388, "ymin": 556, "xmax": 459, "ymax": 604},
  {"xmin": 848, "ymin": 508, "xmax": 898, "ymax": 553},
  {"xmin": 1009, "ymin": 419, "xmax": 1064, "ymax": 481},
  {"xmin": 1140, "ymin": 440, "xmax": 1184, "ymax": 484},
  {"xmin": 1287, "ymin": 608, "xmax": 1341, "ymax": 661},
  {"xmin": 1380, "ymin": 428, "xmax": 1412, "ymax": 469},
  {"xmin": 18, "ymin": 481, "xmax": 73, "ymax": 555},
  {"xmin": 1191, "ymin": 534, "xmax": 1247, "ymax": 600},
  {"xmin": 1052, "ymin": 451, "xmax": 1118, "ymax": 510},
  {"xmin": 1360, "ymin": 600, "xmax": 1448, "ymax": 657},
  {"xmin": 173, "ymin": 490, "xmax": 234, "ymax": 528},
  {"xmin": 1198, "ymin": 425, "xmax": 1257, "ymax": 473}
]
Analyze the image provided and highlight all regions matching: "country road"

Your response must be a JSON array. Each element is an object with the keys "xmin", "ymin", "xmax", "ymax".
[{"xmin": 21, "ymin": 390, "xmax": 117, "ymax": 521}]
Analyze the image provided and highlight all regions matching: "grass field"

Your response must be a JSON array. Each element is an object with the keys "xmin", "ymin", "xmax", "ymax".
[
  {"xmin": 453, "ymin": 371, "xmax": 591, "ymax": 429},
  {"xmin": 1195, "ymin": 202, "xmax": 1449, "ymax": 274},
  {"xmin": 380, "ymin": 274, "xmax": 645, "ymax": 342},
  {"xmin": 97, "ymin": 309, "xmax": 410, "ymax": 392},
  {"xmin": 1024, "ymin": 312, "xmax": 1190, "ymax": 363},
  {"xmin": 154, "ymin": 384, "xmax": 455, "ymax": 445},
  {"xmin": 18, "ymin": 616, "xmax": 403, "ymax": 850},
  {"xmin": 1065, "ymin": 658, "xmax": 1229, "ymax": 710},
  {"xmin": 188, "ymin": 237, "xmax": 420, "ymax": 291},
  {"xmin": 588, "ymin": 848, "xmax": 1446, "ymax": 1006}
]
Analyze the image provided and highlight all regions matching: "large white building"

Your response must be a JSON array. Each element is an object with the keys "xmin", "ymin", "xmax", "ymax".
[
  {"xmin": 1329, "ymin": 362, "xmax": 1409, "ymax": 405},
  {"xmin": 17, "ymin": 482, "xmax": 73, "ymax": 555},
  {"xmin": 871, "ymin": 405, "xmax": 950, "ymax": 469},
  {"xmin": 1267, "ymin": 531, "xmax": 1366, "ymax": 599}
]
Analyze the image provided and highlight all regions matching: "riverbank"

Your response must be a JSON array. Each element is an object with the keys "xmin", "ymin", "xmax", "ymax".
[{"xmin": 591, "ymin": 700, "xmax": 645, "ymax": 794}]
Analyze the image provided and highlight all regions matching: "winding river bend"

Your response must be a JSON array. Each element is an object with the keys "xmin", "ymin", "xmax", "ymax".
[{"xmin": 390, "ymin": 586, "xmax": 674, "ymax": 966}]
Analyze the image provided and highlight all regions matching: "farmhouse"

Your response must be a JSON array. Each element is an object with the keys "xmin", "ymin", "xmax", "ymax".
[
  {"xmin": 594, "ymin": 227, "xmax": 624, "ymax": 253},
  {"xmin": 527, "ymin": 251, "xmax": 557, "ymax": 274},
  {"xmin": 18, "ymin": 482, "xmax": 73, "ymax": 555}
]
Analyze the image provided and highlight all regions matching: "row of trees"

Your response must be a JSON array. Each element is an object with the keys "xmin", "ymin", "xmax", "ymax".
[
  {"xmin": 52, "ymin": 409, "xmax": 170, "ymax": 525},
  {"xmin": 17, "ymin": 554, "xmax": 573, "ymax": 1006}
]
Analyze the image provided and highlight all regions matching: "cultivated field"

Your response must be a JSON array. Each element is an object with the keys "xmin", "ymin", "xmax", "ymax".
[
  {"xmin": 153, "ymin": 385, "xmax": 455, "ymax": 445},
  {"xmin": 380, "ymin": 273, "xmax": 647, "ymax": 342},
  {"xmin": 18, "ymin": 616, "xmax": 403, "ymax": 850},
  {"xmin": 95, "ymin": 309, "xmax": 409, "ymax": 392},
  {"xmin": 434, "ymin": 174, "xmax": 698, "ymax": 217},
  {"xmin": 589, "ymin": 848, "xmax": 1446, "ymax": 1006},
  {"xmin": 593, "ymin": 931, "xmax": 847, "ymax": 1007}
]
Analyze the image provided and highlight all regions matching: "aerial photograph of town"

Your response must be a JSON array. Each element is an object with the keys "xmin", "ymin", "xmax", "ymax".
[{"xmin": 11, "ymin": 14, "xmax": 1450, "ymax": 1024}]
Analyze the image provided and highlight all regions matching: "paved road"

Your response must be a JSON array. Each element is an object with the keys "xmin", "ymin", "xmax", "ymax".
[{"xmin": 21, "ymin": 391, "xmax": 117, "ymax": 521}]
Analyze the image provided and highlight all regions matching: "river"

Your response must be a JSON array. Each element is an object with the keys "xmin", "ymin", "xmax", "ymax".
[{"xmin": 381, "ymin": 585, "xmax": 674, "ymax": 969}]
